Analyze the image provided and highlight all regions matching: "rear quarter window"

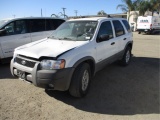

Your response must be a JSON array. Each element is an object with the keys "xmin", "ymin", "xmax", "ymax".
[{"xmin": 122, "ymin": 20, "xmax": 131, "ymax": 32}]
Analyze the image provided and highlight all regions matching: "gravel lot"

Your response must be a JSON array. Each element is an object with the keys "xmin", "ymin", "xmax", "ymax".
[{"xmin": 0, "ymin": 32, "xmax": 160, "ymax": 120}]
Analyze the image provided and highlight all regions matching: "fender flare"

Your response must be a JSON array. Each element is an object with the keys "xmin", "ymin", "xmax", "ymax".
[{"xmin": 73, "ymin": 56, "xmax": 96, "ymax": 76}]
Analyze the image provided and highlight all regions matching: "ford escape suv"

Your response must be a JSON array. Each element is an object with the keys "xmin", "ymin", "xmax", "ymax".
[{"xmin": 11, "ymin": 17, "xmax": 133, "ymax": 97}]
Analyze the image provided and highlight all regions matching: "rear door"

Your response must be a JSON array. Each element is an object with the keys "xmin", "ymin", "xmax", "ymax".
[
  {"xmin": 0, "ymin": 20, "xmax": 31, "ymax": 58},
  {"xmin": 29, "ymin": 19, "xmax": 65, "ymax": 42},
  {"xmin": 96, "ymin": 20, "xmax": 118, "ymax": 64},
  {"xmin": 29, "ymin": 19, "xmax": 47, "ymax": 42},
  {"xmin": 112, "ymin": 20, "xmax": 128, "ymax": 52}
]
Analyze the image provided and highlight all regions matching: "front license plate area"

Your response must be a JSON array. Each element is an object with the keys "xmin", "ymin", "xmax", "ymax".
[{"xmin": 17, "ymin": 70, "xmax": 26, "ymax": 79}]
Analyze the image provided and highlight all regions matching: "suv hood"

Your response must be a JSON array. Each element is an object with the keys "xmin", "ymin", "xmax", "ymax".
[{"xmin": 15, "ymin": 38, "xmax": 88, "ymax": 59}]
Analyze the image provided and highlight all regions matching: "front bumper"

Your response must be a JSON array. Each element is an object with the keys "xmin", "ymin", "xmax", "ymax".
[{"xmin": 10, "ymin": 59, "xmax": 74, "ymax": 91}]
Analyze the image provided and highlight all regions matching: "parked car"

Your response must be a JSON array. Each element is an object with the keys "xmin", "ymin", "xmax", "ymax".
[
  {"xmin": 11, "ymin": 17, "xmax": 133, "ymax": 97},
  {"xmin": 0, "ymin": 17, "xmax": 65, "ymax": 63}
]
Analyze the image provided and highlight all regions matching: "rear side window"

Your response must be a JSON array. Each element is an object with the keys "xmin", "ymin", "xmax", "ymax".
[
  {"xmin": 15, "ymin": 20, "xmax": 28, "ymax": 34},
  {"xmin": 113, "ymin": 20, "xmax": 125, "ymax": 37},
  {"xmin": 29, "ymin": 19, "xmax": 65, "ymax": 32},
  {"xmin": 46, "ymin": 19, "xmax": 65, "ymax": 31},
  {"xmin": 122, "ymin": 20, "xmax": 131, "ymax": 32},
  {"xmin": 29, "ymin": 19, "xmax": 45, "ymax": 32},
  {"xmin": 53, "ymin": 19, "xmax": 65, "ymax": 29}
]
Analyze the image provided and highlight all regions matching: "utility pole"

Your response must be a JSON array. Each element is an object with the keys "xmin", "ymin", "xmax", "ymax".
[
  {"xmin": 75, "ymin": 10, "xmax": 78, "ymax": 16},
  {"xmin": 62, "ymin": 8, "xmax": 66, "ymax": 18},
  {"xmin": 41, "ymin": 8, "xmax": 43, "ymax": 17},
  {"xmin": 13, "ymin": 15, "xmax": 16, "ymax": 18}
]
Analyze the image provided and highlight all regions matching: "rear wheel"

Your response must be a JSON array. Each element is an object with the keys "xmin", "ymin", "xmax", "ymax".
[
  {"xmin": 69, "ymin": 63, "xmax": 91, "ymax": 97},
  {"xmin": 120, "ymin": 47, "xmax": 131, "ymax": 66}
]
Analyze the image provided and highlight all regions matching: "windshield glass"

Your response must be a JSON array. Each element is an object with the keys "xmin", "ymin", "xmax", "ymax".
[
  {"xmin": 0, "ymin": 20, "xmax": 9, "ymax": 28},
  {"xmin": 50, "ymin": 21, "xmax": 97, "ymax": 41}
]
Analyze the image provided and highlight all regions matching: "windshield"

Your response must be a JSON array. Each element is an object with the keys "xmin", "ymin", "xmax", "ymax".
[
  {"xmin": 0, "ymin": 20, "xmax": 9, "ymax": 28},
  {"xmin": 50, "ymin": 21, "xmax": 97, "ymax": 41}
]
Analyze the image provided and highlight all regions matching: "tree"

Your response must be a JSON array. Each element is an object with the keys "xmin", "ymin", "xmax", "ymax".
[
  {"xmin": 148, "ymin": 0, "xmax": 160, "ymax": 15},
  {"xmin": 97, "ymin": 10, "xmax": 107, "ymax": 15},
  {"xmin": 116, "ymin": 0, "xmax": 138, "ymax": 13},
  {"xmin": 137, "ymin": 0, "xmax": 148, "ymax": 16},
  {"xmin": 137, "ymin": 0, "xmax": 160, "ymax": 16},
  {"xmin": 116, "ymin": 0, "xmax": 140, "ymax": 21}
]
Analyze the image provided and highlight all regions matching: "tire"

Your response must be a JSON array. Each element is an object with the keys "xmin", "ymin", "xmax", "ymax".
[
  {"xmin": 138, "ymin": 31, "xmax": 141, "ymax": 34},
  {"xmin": 120, "ymin": 47, "xmax": 131, "ymax": 66},
  {"xmin": 69, "ymin": 63, "xmax": 91, "ymax": 97}
]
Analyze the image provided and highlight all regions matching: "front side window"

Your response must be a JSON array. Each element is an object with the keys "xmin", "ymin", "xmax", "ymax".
[
  {"xmin": 4, "ymin": 22, "xmax": 14, "ymax": 35},
  {"xmin": 113, "ymin": 20, "xmax": 125, "ymax": 37},
  {"xmin": 50, "ymin": 21, "xmax": 97, "ymax": 41},
  {"xmin": 97, "ymin": 21, "xmax": 113, "ymax": 42},
  {"xmin": 1, "ymin": 20, "xmax": 27, "ymax": 36}
]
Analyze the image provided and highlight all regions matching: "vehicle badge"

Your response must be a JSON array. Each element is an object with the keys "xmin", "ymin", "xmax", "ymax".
[{"xmin": 21, "ymin": 60, "xmax": 26, "ymax": 65}]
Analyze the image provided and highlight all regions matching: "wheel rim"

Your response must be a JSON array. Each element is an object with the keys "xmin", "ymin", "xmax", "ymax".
[
  {"xmin": 125, "ymin": 50, "xmax": 130, "ymax": 63},
  {"xmin": 82, "ymin": 70, "xmax": 89, "ymax": 91}
]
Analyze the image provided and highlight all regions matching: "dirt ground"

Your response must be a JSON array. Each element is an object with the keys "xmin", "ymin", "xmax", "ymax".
[{"xmin": 0, "ymin": 32, "xmax": 160, "ymax": 120}]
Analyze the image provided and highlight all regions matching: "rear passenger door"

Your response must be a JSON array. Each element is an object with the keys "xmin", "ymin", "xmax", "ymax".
[
  {"xmin": 112, "ymin": 20, "xmax": 127, "ymax": 52},
  {"xmin": 29, "ymin": 19, "xmax": 65, "ymax": 42},
  {"xmin": 29, "ymin": 19, "xmax": 47, "ymax": 42}
]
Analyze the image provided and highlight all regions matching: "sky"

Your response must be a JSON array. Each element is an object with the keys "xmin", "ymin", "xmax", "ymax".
[{"xmin": 0, "ymin": 0, "xmax": 123, "ymax": 19}]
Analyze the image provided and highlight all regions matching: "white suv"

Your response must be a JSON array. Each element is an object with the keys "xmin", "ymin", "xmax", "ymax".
[{"xmin": 10, "ymin": 17, "xmax": 133, "ymax": 97}]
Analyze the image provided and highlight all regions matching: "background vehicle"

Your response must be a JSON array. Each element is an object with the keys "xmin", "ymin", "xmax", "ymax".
[
  {"xmin": 136, "ymin": 16, "xmax": 160, "ymax": 34},
  {"xmin": 0, "ymin": 17, "xmax": 65, "ymax": 63},
  {"xmin": 11, "ymin": 17, "xmax": 133, "ymax": 97}
]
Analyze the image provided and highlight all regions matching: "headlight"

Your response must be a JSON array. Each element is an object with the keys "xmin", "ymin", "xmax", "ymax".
[{"xmin": 40, "ymin": 59, "xmax": 65, "ymax": 70}]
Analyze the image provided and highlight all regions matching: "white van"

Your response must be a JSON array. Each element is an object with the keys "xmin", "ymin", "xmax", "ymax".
[
  {"xmin": 0, "ymin": 17, "xmax": 65, "ymax": 63},
  {"xmin": 137, "ymin": 16, "xmax": 160, "ymax": 34}
]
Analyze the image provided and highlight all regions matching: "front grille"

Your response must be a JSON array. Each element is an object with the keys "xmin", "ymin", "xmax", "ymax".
[{"xmin": 15, "ymin": 57, "xmax": 36, "ymax": 68}]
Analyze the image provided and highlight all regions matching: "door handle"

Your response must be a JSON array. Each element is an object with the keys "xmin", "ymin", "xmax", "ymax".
[
  {"xmin": 123, "ymin": 38, "xmax": 127, "ymax": 40},
  {"xmin": 111, "ymin": 42, "xmax": 115, "ymax": 45}
]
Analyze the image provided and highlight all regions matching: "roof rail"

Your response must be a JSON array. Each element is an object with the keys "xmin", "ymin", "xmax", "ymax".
[{"xmin": 69, "ymin": 14, "xmax": 113, "ymax": 19}]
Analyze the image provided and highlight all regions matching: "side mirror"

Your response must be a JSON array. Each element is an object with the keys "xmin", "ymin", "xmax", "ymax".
[
  {"xmin": 97, "ymin": 34, "xmax": 110, "ymax": 42},
  {"xmin": 0, "ymin": 29, "xmax": 7, "ymax": 36}
]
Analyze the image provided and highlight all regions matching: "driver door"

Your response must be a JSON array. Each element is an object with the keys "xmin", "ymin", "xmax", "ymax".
[{"xmin": 0, "ymin": 20, "xmax": 31, "ymax": 58}]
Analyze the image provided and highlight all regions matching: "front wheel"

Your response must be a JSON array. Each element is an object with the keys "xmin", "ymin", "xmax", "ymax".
[
  {"xmin": 120, "ymin": 47, "xmax": 132, "ymax": 66},
  {"xmin": 69, "ymin": 63, "xmax": 91, "ymax": 97}
]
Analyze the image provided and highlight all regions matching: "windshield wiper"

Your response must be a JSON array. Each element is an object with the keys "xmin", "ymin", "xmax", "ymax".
[
  {"xmin": 59, "ymin": 37, "xmax": 73, "ymax": 40},
  {"xmin": 49, "ymin": 36, "xmax": 63, "ymax": 40}
]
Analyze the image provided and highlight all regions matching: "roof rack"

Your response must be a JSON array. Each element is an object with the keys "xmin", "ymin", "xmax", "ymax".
[{"xmin": 69, "ymin": 15, "xmax": 112, "ymax": 19}]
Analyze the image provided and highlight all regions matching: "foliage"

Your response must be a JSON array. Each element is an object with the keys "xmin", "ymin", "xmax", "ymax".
[
  {"xmin": 116, "ymin": 0, "xmax": 138, "ymax": 13},
  {"xmin": 97, "ymin": 10, "xmax": 107, "ymax": 15},
  {"xmin": 117, "ymin": 0, "xmax": 160, "ymax": 16}
]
